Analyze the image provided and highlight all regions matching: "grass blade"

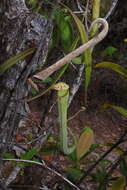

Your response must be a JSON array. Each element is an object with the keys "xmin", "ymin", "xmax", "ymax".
[
  {"xmin": 0, "ymin": 48, "xmax": 35, "ymax": 75},
  {"xmin": 103, "ymin": 104, "xmax": 127, "ymax": 117},
  {"xmin": 95, "ymin": 62, "xmax": 127, "ymax": 80}
]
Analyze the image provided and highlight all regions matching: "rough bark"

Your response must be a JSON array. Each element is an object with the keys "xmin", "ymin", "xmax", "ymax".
[{"xmin": 0, "ymin": 0, "xmax": 53, "ymax": 155}]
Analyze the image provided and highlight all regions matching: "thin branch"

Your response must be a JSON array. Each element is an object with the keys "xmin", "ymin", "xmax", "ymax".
[
  {"xmin": 84, "ymin": 0, "xmax": 90, "ymax": 31},
  {"xmin": 68, "ymin": 106, "xmax": 86, "ymax": 121},
  {"xmin": 76, "ymin": 0, "xmax": 84, "ymax": 13},
  {"xmin": 104, "ymin": 0, "xmax": 119, "ymax": 20},
  {"xmin": 5, "ymin": 166, "xmax": 21, "ymax": 186},
  {"xmin": 69, "ymin": 64, "xmax": 84, "ymax": 106},
  {"xmin": 2, "ymin": 158, "xmax": 81, "ymax": 190}
]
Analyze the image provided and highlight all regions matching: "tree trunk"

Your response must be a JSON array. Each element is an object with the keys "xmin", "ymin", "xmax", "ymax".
[{"xmin": 0, "ymin": 0, "xmax": 52, "ymax": 156}]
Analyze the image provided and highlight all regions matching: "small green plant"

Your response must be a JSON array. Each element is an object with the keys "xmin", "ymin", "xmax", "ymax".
[
  {"xmin": 3, "ymin": 148, "xmax": 39, "ymax": 168},
  {"xmin": 102, "ymin": 46, "xmax": 117, "ymax": 57},
  {"xmin": 53, "ymin": 82, "xmax": 76, "ymax": 155},
  {"xmin": 91, "ymin": 160, "xmax": 110, "ymax": 183},
  {"xmin": 63, "ymin": 0, "xmax": 102, "ymax": 103},
  {"xmin": 28, "ymin": 2, "xmax": 108, "ymax": 104},
  {"xmin": 53, "ymin": 82, "xmax": 94, "ymax": 157}
]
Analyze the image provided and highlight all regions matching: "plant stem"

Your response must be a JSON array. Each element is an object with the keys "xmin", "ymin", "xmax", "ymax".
[
  {"xmin": 53, "ymin": 82, "xmax": 76, "ymax": 155},
  {"xmin": 2, "ymin": 158, "xmax": 80, "ymax": 190}
]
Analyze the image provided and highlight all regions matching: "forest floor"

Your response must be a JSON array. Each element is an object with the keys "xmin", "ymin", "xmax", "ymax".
[{"xmin": 10, "ymin": 84, "xmax": 127, "ymax": 190}]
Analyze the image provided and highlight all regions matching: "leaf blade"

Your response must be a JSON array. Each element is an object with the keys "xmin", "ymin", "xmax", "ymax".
[
  {"xmin": 95, "ymin": 62, "xmax": 127, "ymax": 80},
  {"xmin": 77, "ymin": 127, "xmax": 94, "ymax": 160},
  {"xmin": 0, "ymin": 48, "xmax": 35, "ymax": 75},
  {"xmin": 103, "ymin": 104, "xmax": 127, "ymax": 117}
]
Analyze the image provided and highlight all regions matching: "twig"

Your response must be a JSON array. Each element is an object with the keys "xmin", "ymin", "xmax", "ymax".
[
  {"xmin": 84, "ymin": 0, "xmax": 90, "ymax": 31},
  {"xmin": 76, "ymin": 0, "xmax": 84, "ymax": 13},
  {"xmin": 68, "ymin": 64, "xmax": 84, "ymax": 105},
  {"xmin": 73, "ymin": 11, "xmax": 84, "ymax": 14},
  {"xmin": 104, "ymin": 0, "xmax": 119, "ymax": 20},
  {"xmin": 27, "ymin": 127, "xmax": 52, "ymax": 146},
  {"xmin": 5, "ymin": 166, "xmax": 21, "ymax": 186},
  {"xmin": 68, "ymin": 106, "xmax": 86, "ymax": 121},
  {"xmin": 2, "ymin": 158, "xmax": 81, "ymax": 190}
]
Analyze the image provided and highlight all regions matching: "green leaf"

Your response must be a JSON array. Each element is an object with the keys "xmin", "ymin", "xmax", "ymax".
[
  {"xmin": 19, "ymin": 148, "xmax": 38, "ymax": 168},
  {"xmin": 89, "ymin": 143, "xmax": 100, "ymax": 151},
  {"xmin": 33, "ymin": 76, "xmax": 53, "ymax": 84},
  {"xmin": 108, "ymin": 176, "xmax": 126, "ymax": 190},
  {"xmin": 3, "ymin": 153, "xmax": 15, "ymax": 159},
  {"xmin": 90, "ymin": 0, "xmax": 100, "ymax": 38},
  {"xmin": 85, "ymin": 54, "xmax": 92, "ymax": 90},
  {"xmin": 72, "ymin": 57, "xmax": 82, "ymax": 64},
  {"xmin": 54, "ymin": 10, "xmax": 73, "ymax": 52},
  {"xmin": 0, "ymin": 48, "xmax": 35, "ymax": 75},
  {"xmin": 69, "ymin": 35, "xmax": 80, "ymax": 52},
  {"xmin": 99, "ymin": 159, "xmax": 111, "ymax": 170},
  {"xmin": 30, "ymin": 87, "xmax": 38, "ymax": 95},
  {"xmin": 103, "ymin": 104, "xmax": 127, "ymax": 117},
  {"xmin": 120, "ymin": 159, "xmax": 127, "ymax": 177},
  {"xmin": 67, "ymin": 7, "xmax": 92, "ymax": 90},
  {"xmin": 103, "ymin": 46, "xmax": 117, "ymax": 56},
  {"xmin": 21, "ymin": 148, "xmax": 38, "ymax": 160},
  {"xmin": 28, "ymin": 0, "xmax": 37, "ymax": 7},
  {"xmin": 91, "ymin": 168, "xmax": 107, "ymax": 183},
  {"xmin": 67, "ymin": 149, "xmax": 77, "ymax": 164},
  {"xmin": 76, "ymin": 127, "xmax": 94, "ymax": 160},
  {"xmin": 67, "ymin": 168, "xmax": 83, "ymax": 182},
  {"xmin": 67, "ymin": 8, "xmax": 87, "ymax": 43},
  {"xmin": 95, "ymin": 62, "xmax": 127, "ymax": 80},
  {"xmin": 50, "ymin": 27, "xmax": 58, "ymax": 50}
]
